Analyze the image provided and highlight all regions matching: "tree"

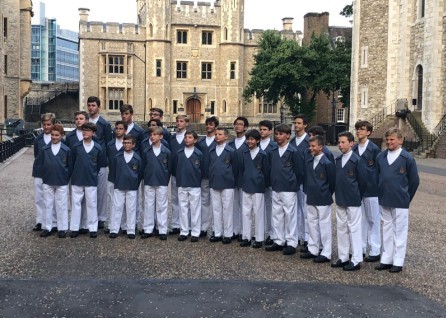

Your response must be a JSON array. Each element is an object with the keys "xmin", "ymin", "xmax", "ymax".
[{"xmin": 340, "ymin": 3, "xmax": 353, "ymax": 18}]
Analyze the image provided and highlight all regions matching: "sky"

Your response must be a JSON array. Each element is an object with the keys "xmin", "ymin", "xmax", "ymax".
[{"xmin": 33, "ymin": 0, "xmax": 352, "ymax": 32}]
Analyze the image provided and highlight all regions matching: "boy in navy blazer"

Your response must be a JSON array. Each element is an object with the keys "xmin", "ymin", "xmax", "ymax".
[
  {"xmin": 176, "ymin": 131, "xmax": 203, "ymax": 242},
  {"xmin": 332, "ymin": 132, "xmax": 367, "ymax": 271},
  {"xmin": 301, "ymin": 135, "xmax": 336, "ymax": 263},
  {"xmin": 65, "ymin": 111, "xmax": 88, "ymax": 151},
  {"xmin": 375, "ymin": 128, "xmax": 419, "ymax": 273},
  {"xmin": 209, "ymin": 128, "xmax": 238, "ymax": 244}
]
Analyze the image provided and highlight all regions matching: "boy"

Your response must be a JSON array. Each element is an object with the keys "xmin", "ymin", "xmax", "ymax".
[
  {"xmin": 141, "ymin": 126, "xmax": 171, "ymax": 240},
  {"xmin": 120, "ymin": 104, "xmax": 144, "ymax": 153},
  {"xmin": 141, "ymin": 118, "xmax": 170, "ymax": 152},
  {"xmin": 301, "ymin": 135, "xmax": 336, "ymax": 263},
  {"xmin": 375, "ymin": 128, "xmax": 419, "ymax": 273},
  {"xmin": 168, "ymin": 114, "xmax": 189, "ymax": 234},
  {"xmin": 307, "ymin": 126, "xmax": 335, "ymax": 164},
  {"xmin": 240, "ymin": 129, "xmax": 270, "ymax": 248},
  {"xmin": 175, "ymin": 131, "xmax": 203, "ymax": 242},
  {"xmin": 149, "ymin": 107, "xmax": 171, "ymax": 142},
  {"xmin": 209, "ymin": 128, "xmax": 238, "ymax": 244},
  {"xmin": 70, "ymin": 123, "xmax": 107, "ymax": 238},
  {"xmin": 265, "ymin": 124, "xmax": 300, "ymax": 255},
  {"xmin": 353, "ymin": 120, "xmax": 382, "ymax": 262},
  {"xmin": 40, "ymin": 124, "xmax": 73, "ymax": 238},
  {"xmin": 332, "ymin": 132, "xmax": 367, "ymax": 271},
  {"xmin": 65, "ymin": 111, "xmax": 88, "ymax": 151},
  {"xmin": 32, "ymin": 113, "xmax": 56, "ymax": 232},
  {"xmin": 196, "ymin": 116, "xmax": 219, "ymax": 237},
  {"xmin": 109, "ymin": 134, "xmax": 142, "ymax": 239}
]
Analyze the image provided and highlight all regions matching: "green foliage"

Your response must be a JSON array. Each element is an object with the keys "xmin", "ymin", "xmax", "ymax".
[{"xmin": 340, "ymin": 3, "xmax": 353, "ymax": 18}]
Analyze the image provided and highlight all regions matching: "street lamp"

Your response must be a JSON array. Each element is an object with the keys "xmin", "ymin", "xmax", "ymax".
[
  {"xmin": 331, "ymin": 90, "xmax": 337, "ymax": 124},
  {"xmin": 280, "ymin": 105, "xmax": 285, "ymax": 124}
]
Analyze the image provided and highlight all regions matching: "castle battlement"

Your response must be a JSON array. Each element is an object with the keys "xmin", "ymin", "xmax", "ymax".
[
  {"xmin": 79, "ymin": 21, "xmax": 146, "ymax": 40},
  {"xmin": 171, "ymin": 1, "xmax": 220, "ymax": 26}
]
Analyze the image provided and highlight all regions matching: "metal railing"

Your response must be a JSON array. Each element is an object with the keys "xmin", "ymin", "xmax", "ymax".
[
  {"xmin": 406, "ymin": 111, "xmax": 436, "ymax": 154},
  {"xmin": 369, "ymin": 103, "xmax": 395, "ymax": 128},
  {"xmin": 0, "ymin": 133, "xmax": 35, "ymax": 163}
]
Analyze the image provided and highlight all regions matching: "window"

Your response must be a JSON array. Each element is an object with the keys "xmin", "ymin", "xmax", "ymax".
[
  {"xmin": 3, "ymin": 18, "xmax": 7, "ymax": 38},
  {"xmin": 336, "ymin": 109, "xmax": 345, "ymax": 123},
  {"xmin": 4, "ymin": 95, "xmax": 7, "ymax": 119},
  {"xmin": 230, "ymin": 62, "xmax": 236, "ymax": 79},
  {"xmin": 224, "ymin": 27, "xmax": 228, "ymax": 41},
  {"xmin": 361, "ymin": 46, "xmax": 368, "ymax": 68},
  {"xmin": 177, "ymin": 30, "xmax": 188, "ymax": 44},
  {"xmin": 223, "ymin": 100, "xmax": 227, "ymax": 113},
  {"xmin": 156, "ymin": 59, "xmax": 162, "ymax": 77},
  {"xmin": 173, "ymin": 100, "xmax": 178, "ymax": 114},
  {"xmin": 201, "ymin": 62, "xmax": 212, "ymax": 79},
  {"xmin": 202, "ymin": 31, "xmax": 213, "ymax": 45},
  {"xmin": 360, "ymin": 87, "xmax": 368, "ymax": 108},
  {"xmin": 3, "ymin": 55, "xmax": 7, "ymax": 74},
  {"xmin": 210, "ymin": 101, "xmax": 215, "ymax": 114},
  {"xmin": 108, "ymin": 88, "xmax": 124, "ymax": 110},
  {"xmin": 420, "ymin": 0, "xmax": 425, "ymax": 18},
  {"xmin": 108, "ymin": 56, "xmax": 125, "ymax": 74},
  {"xmin": 262, "ymin": 101, "xmax": 277, "ymax": 113},
  {"xmin": 176, "ymin": 61, "xmax": 187, "ymax": 79}
]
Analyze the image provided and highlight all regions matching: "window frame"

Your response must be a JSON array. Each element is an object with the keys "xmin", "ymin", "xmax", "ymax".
[
  {"xmin": 177, "ymin": 30, "xmax": 188, "ymax": 44},
  {"xmin": 156, "ymin": 59, "xmax": 162, "ymax": 77},
  {"xmin": 108, "ymin": 55, "xmax": 125, "ymax": 74},
  {"xmin": 176, "ymin": 61, "xmax": 188, "ymax": 79},
  {"xmin": 202, "ymin": 31, "xmax": 213, "ymax": 45},
  {"xmin": 108, "ymin": 88, "xmax": 124, "ymax": 111},
  {"xmin": 201, "ymin": 62, "xmax": 212, "ymax": 80}
]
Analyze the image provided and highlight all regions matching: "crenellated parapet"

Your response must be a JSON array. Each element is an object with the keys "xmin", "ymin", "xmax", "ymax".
[
  {"xmin": 79, "ymin": 21, "xmax": 146, "ymax": 41},
  {"xmin": 171, "ymin": 1, "xmax": 220, "ymax": 26}
]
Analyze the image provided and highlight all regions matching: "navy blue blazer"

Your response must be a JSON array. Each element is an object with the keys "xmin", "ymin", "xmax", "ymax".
[
  {"xmin": 209, "ymin": 144, "xmax": 238, "ymax": 190},
  {"xmin": 175, "ymin": 147, "xmax": 203, "ymax": 188},
  {"xmin": 260, "ymin": 138, "xmax": 278, "ymax": 154},
  {"xmin": 92, "ymin": 116, "xmax": 112, "ymax": 148},
  {"xmin": 32, "ymin": 133, "xmax": 50, "ymax": 178},
  {"xmin": 240, "ymin": 148, "xmax": 270, "ymax": 194},
  {"xmin": 41, "ymin": 143, "xmax": 73, "ymax": 186},
  {"xmin": 353, "ymin": 140, "xmax": 380, "ymax": 197},
  {"xmin": 196, "ymin": 136, "xmax": 216, "ymax": 179},
  {"xmin": 141, "ymin": 144, "xmax": 171, "ymax": 186},
  {"xmin": 268, "ymin": 143, "xmax": 301, "ymax": 192},
  {"xmin": 290, "ymin": 134, "xmax": 310, "ymax": 154},
  {"xmin": 142, "ymin": 127, "xmax": 171, "ymax": 145},
  {"xmin": 305, "ymin": 154, "xmax": 336, "ymax": 206},
  {"xmin": 127, "ymin": 123, "xmax": 144, "ymax": 154},
  {"xmin": 71, "ymin": 141, "xmax": 107, "ymax": 187},
  {"xmin": 106, "ymin": 139, "xmax": 123, "ymax": 183},
  {"xmin": 141, "ymin": 137, "xmax": 169, "ymax": 154},
  {"xmin": 335, "ymin": 152, "xmax": 367, "ymax": 207},
  {"xmin": 169, "ymin": 133, "xmax": 186, "ymax": 177},
  {"xmin": 113, "ymin": 151, "xmax": 143, "ymax": 191},
  {"xmin": 228, "ymin": 138, "xmax": 249, "ymax": 188},
  {"xmin": 376, "ymin": 149, "xmax": 419, "ymax": 208}
]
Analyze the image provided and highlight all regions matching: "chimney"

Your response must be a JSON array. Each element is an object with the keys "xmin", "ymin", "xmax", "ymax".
[
  {"xmin": 78, "ymin": 8, "xmax": 90, "ymax": 22},
  {"xmin": 282, "ymin": 17, "xmax": 294, "ymax": 31}
]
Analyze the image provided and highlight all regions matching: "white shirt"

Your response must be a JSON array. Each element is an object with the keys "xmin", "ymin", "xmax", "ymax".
[
  {"xmin": 184, "ymin": 147, "xmax": 194, "ymax": 158},
  {"xmin": 387, "ymin": 147, "xmax": 402, "ymax": 165},
  {"xmin": 342, "ymin": 150, "xmax": 353, "ymax": 168},
  {"xmin": 83, "ymin": 141, "xmax": 94, "ymax": 153},
  {"xmin": 206, "ymin": 136, "xmax": 215, "ymax": 147},
  {"xmin": 250, "ymin": 146, "xmax": 259, "ymax": 160},
  {"xmin": 358, "ymin": 139, "xmax": 369, "ymax": 156},
  {"xmin": 216, "ymin": 143, "xmax": 226, "ymax": 156},
  {"xmin": 124, "ymin": 151, "xmax": 134, "ymax": 163},
  {"xmin": 43, "ymin": 133, "xmax": 51, "ymax": 144},
  {"xmin": 51, "ymin": 142, "xmax": 61, "ymax": 155},
  {"xmin": 152, "ymin": 145, "xmax": 161, "ymax": 156},
  {"xmin": 89, "ymin": 115, "xmax": 99, "ymax": 124},
  {"xmin": 115, "ymin": 139, "xmax": 123, "ymax": 151},
  {"xmin": 313, "ymin": 153, "xmax": 324, "ymax": 169},
  {"xmin": 176, "ymin": 130, "xmax": 186, "ymax": 144},
  {"xmin": 278, "ymin": 143, "xmax": 289, "ymax": 157},
  {"xmin": 76, "ymin": 129, "xmax": 83, "ymax": 141},
  {"xmin": 234, "ymin": 136, "xmax": 246, "ymax": 149},
  {"xmin": 294, "ymin": 133, "xmax": 307, "ymax": 147},
  {"xmin": 126, "ymin": 122, "xmax": 135, "ymax": 134},
  {"xmin": 260, "ymin": 138, "xmax": 270, "ymax": 151}
]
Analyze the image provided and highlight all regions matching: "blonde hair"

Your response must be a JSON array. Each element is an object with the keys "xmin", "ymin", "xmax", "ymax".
[
  {"xmin": 41, "ymin": 113, "xmax": 56, "ymax": 124},
  {"xmin": 385, "ymin": 127, "xmax": 403, "ymax": 139},
  {"xmin": 176, "ymin": 114, "xmax": 190, "ymax": 122}
]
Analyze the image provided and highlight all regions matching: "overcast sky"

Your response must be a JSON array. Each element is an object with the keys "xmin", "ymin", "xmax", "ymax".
[{"xmin": 33, "ymin": 0, "xmax": 352, "ymax": 32}]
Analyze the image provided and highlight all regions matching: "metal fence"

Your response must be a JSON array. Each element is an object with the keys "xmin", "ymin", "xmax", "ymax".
[{"xmin": 0, "ymin": 131, "xmax": 37, "ymax": 163}]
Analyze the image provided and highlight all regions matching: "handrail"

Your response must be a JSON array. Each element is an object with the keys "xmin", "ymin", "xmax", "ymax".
[
  {"xmin": 406, "ymin": 111, "xmax": 436, "ymax": 154},
  {"xmin": 432, "ymin": 114, "xmax": 446, "ymax": 137}
]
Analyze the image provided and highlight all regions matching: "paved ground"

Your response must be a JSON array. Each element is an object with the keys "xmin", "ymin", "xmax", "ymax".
[{"xmin": 0, "ymin": 148, "xmax": 445, "ymax": 317}]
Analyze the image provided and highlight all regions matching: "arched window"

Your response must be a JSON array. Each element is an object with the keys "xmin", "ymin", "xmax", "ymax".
[
  {"xmin": 165, "ymin": 24, "xmax": 169, "ymax": 39},
  {"xmin": 222, "ymin": 100, "xmax": 227, "ymax": 113},
  {"xmin": 416, "ymin": 65, "xmax": 423, "ymax": 110},
  {"xmin": 149, "ymin": 23, "xmax": 153, "ymax": 37},
  {"xmin": 224, "ymin": 27, "xmax": 228, "ymax": 41}
]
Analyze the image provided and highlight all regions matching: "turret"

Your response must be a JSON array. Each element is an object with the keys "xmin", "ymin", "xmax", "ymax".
[{"xmin": 220, "ymin": 0, "xmax": 244, "ymax": 43}]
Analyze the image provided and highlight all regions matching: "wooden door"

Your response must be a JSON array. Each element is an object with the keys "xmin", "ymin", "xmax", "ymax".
[{"xmin": 186, "ymin": 99, "xmax": 201, "ymax": 122}]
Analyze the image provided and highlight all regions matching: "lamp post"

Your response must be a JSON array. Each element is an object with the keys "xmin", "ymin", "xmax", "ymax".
[
  {"xmin": 331, "ymin": 90, "xmax": 337, "ymax": 124},
  {"xmin": 280, "ymin": 105, "xmax": 285, "ymax": 124}
]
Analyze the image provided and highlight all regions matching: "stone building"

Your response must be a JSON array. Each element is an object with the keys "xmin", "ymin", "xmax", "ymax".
[
  {"xmin": 78, "ymin": 0, "xmax": 302, "ymax": 124},
  {"xmin": 0, "ymin": 0, "xmax": 33, "ymax": 124}
]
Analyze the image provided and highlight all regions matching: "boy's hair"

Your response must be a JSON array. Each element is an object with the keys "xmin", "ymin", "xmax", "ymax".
[
  {"xmin": 274, "ymin": 124, "xmax": 291, "ymax": 135},
  {"xmin": 309, "ymin": 135, "xmax": 325, "ymax": 146},
  {"xmin": 185, "ymin": 130, "xmax": 199, "ymax": 140},
  {"xmin": 52, "ymin": 124, "xmax": 65, "ymax": 135},
  {"xmin": 41, "ymin": 113, "xmax": 56, "ymax": 124},
  {"xmin": 150, "ymin": 107, "xmax": 164, "ymax": 116},
  {"xmin": 205, "ymin": 116, "xmax": 220, "ymax": 127},
  {"xmin": 355, "ymin": 120, "xmax": 373, "ymax": 133},
  {"xmin": 308, "ymin": 125, "xmax": 325, "ymax": 136},
  {"xmin": 385, "ymin": 127, "xmax": 403, "ymax": 139},
  {"xmin": 115, "ymin": 120, "xmax": 128, "ymax": 130},
  {"xmin": 338, "ymin": 131, "xmax": 354, "ymax": 142},
  {"xmin": 234, "ymin": 116, "xmax": 249, "ymax": 127},
  {"xmin": 81, "ymin": 122, "xmax": 97, "ymax": 132},
  {"xmin": 293, "ymin": 114, "xmax": 308, "ymax": 125},
  {"xmin": 245, "ymin": 129, "xmax": 261, "ymax": 141},
  {"xmin": 74, "ymin": 111, "xmax": 88, "ymax": 119},
  {"xmin": 123, "ymin": 134, "xmax": 136, "ymax": 143},
  {"xmin": 87, "ymin": 96, "xmax": 101, "ymax": 106},
  {"xmin": 259, "ymin": 120, "xmax": 273, "ymax": 130},
  {"xmin": 176, "ymin": 114, "xmax": 190, "ymax": 122},
  {"xmin": 216, "ymin": 127, "xmax": 229, "ymax": 136},
  {"xmin": 149, "ymin": 126, "xmax": 163, "ymax": 135},
  {"xmin": 120, "ymin": 104, "xmax": 134, "ymax": 114},
  {"xmin": 148, "ymin": 118, "xmax": 162, "ymax": 127}
]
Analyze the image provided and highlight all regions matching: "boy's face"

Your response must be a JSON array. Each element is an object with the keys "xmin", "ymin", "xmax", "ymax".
[
  {"xmin": 205, "ymin": 121, "xmax": 217, "ymax": 134},
  {"xmin": 309, "ymin": 140, "xmax": 323, "ymax": 157},
  {"xmin": 259, "ymin": 126, "xmax": 272, "ymax": 139},
  {"xmin": 356, "ymin": 126, "xmax": 371, "ymax": 141},
  {"xmin": 150, "ymin": 132, "xmax": 162, "ymax": 144},
  {"xmin": 148, "ymin": 121, "xmax": 158, "ymax": 128},
  {"xmin": 247, "ymin": 137, "xmax": 258, "ymax": 150},
  {"xmin": 87, "ymin": 102, "xmax": 99, "ymax": 117},
  {"xmin": 274, "ymin": 131, "xmax": 290, "ymax": 147},
  {"xmin": 75, "ymin": 114, "xmax": 87, "ymax": 129},
  {"xmin": 42, "ymin": 120, "xmax": 53, "ymax": 134},
  {"xmin": 234, "ymin": 120, "xmax": 247, "ymax": 134},
  {"xmin": 51, "ymin": 130, "xmax": 63, "ymax": 144},
  {"xmin": 184, "ymin": 134, "xmax": 197, "ymax": 147},
  {"xmin": 386, "ymin": 133, "xmax": 403, "ymax": 151},
  {"xmin": 293, "ymin": 118, "xmax": 307, "ymax": 135},
  {"xmin": 123, "ymin": 140, "xmax": 135, "ymax": 152},
  {"xmin": 150, "ymin": 111, "xmax": 162, "ymax": 120},
  {"xmin": 214, "ymin": 130, "xmax": 228, "ymax": 145},
  {"xmin": 176, "ymin": 118, "xmax": 188, "ymax": 131},
  {"xmin": 115, "ymin": 124, "xmax": 126, "ymax": 138},
  {"xmin": 82, "ymin": 128, "xmax": 94, "ymax": 141},
  {"xmin": 121, "ymin": 111, "xmax": 133, "ymax": 124},
  {"xmin": 338, "ymin": 136, "xmax": 353, "ymax": 154}
]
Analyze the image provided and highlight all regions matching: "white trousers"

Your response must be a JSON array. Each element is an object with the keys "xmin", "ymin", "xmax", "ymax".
[
  {"xmin": 43, "ymin": 184, "xmax": 68, "ymax": 231},
  {"xmin": 143, "ymin": 185, "xmax": 168, "ymax": 235},
  {"xmin": 111, "ymin": 189, "xmax": 137, "ymax": 235},
  {"xmin": 107, "ymin": 181, "xmax": 116, "ymax": 229},
  {"xmin": 362, "ymin": 197, "xmax": 381, "ymax": 256},
  {"xmin": 211, "ymin": 188, "xmax": 234, "ymax": 238},
  {"xmin": 296, "ymin": 185, "xmax": 309, "ymax": 242},
  {"xmin": 336, "ymin": 206, "xmax": 363, "ymax": 265},
  {"xmin": 97, "ymin": 167, "xmax": 108, "ymax": 222},
  {"xmin": 70, "ymin": 185, "xmax": 98, "ymax": 232},
  {"xmin": 307, "ymin": 205, "xmax": 332, "ymax": 259},
  {"xmin": 242, "ymin": 192, "xmax": 265, "ymax": 242},
  {"xmin": 381, "ymin": 206, "xmax": 409, "ymax": 267},
  {"xmin": 271, "ymin": 191, "xmax": 298, "ymax": 247},
  {"xmin": 233, "ymin": 187, "xmax": 243, "ymax": 235},
  {"xmin": 200, "ymin": 179, "xmax": 212, "ymax": 232},
  {"xmin": 170, "ymin": 176, "xmax": 180, "ymax": 229},
  {"xmin": 34, "ymin": 177, "xmax": 45, "ymax": 224},
  {"xmin": 264, "ymin": 187, "xmax": 273, "ymax": 238},
  {"xmin": 178, "ymin": 187, "xmax": 201, "ymax": 237}
]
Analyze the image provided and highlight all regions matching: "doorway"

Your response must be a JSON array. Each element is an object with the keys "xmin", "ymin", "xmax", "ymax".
[{"xmin": 186, "ymin": 98, "xmax": 201, "ymax": 122}]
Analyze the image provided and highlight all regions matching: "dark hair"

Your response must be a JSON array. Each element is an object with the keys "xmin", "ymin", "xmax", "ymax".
[
  {"xmin": 259, "ymin": 120, "xmax": 273, "ymax": 130},
  {"xmin": 115, "ymin": 120, "xmax": 128, "ymax": 130},
  {"xmin": 150, "ymin": 107, "xmax": 164, "ymax": 117},
  {"xmin": 123, "ymin": 134, "xmax": 136, "ymax": 143},
  {"xmin": 52, "ymin": 124, "xmax": 65, "ymax": 135},
  {"xmin": 245, "ymin": 129, "xmax": 261, "ymax": 141},
  {"xmin": 355, "ymin": 120, "xmax": 373, "ymax": 133},
  {"xmin": 87, "ymin": 96, "xmax": 101, "ymax": 107},
  {"xmin": 308, "ymin": 125, "xmax": 325, "ymax": 136},
  {"xmin": 216, "ymin": 127, "xmax": 229, "ymax": 136},
  {"xmin": 82, "ymin": 122, "xmax": 97, "ymax": 132},
  {"xmin": 274, "ymin": 123, "xmax": 291, "ymax": 134},
  {"xmin": 185, "ymin": 130, "xmax": 198, "ymax": 140},
  {"xmin": 120, "ymin": 104, "xmax": 134, "ymax": 114},
  {"xmin": 148, "ymin": 118, "xmax": 162, "ymax": 127},
  {"xmin": 293, "ymin": 114, "xmax": 308, "ymax": 125},
  {"xmin": 205, "ymin": 116, "xmax": 220, "ymax": 127},
  {"xmin": 309, "ymin": 135, "xmax": 325, "ymax": 146},
  {"xmin": 74, "ymin": 111, "xmax": 88, "ymax": 119},
  {"xmin": 338, "ymin": 131, "xmax": 354, "ymax": 142},
  {"xmin": 234, "ymin": 116, "xmax": 249, "ymax": 127}
]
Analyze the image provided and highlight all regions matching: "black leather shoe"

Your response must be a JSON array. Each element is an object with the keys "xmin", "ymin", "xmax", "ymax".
[
  {"xmin": 121, "ymin": 230, "xmax": 127, "ymax": 235},
  {"xmin": 104, "ymin": 228, "xmax": 110, "ymax": 234},
  {"xmin": 209, "ymin": 236, "xmax": 222, "ymax": 243},
  {"xmin": 300, "ymin": 252, "xmax": 317, "ymax": 259},
  {"xmin": 127, "ymin": 234, "xmax": 136, "ymax": 239},
  {"xmin": 70, "ymin": 231, "xmax": 79, "ymax": 238},
  {"xmin": 98, "ymin": 221, "xmax": 105, "ymax": 229},
  {"xmin": 252, "ymin": 241, "xmax": 263, "ymax": 249},
  {"xmin": 50, "ymin": 227, "xmax": 58, "ymax": 233},
  {"xmin": 365, "ymin": 255, "xmax": 381, "ymax": 262},
  {"xmin": 141, "ymin": 233, "xmax": 153, "ymax": 239},
  {"xmin": 109, "ymin": 233, "xmax": 118, "ymax": 239},
  {"xmin": 159, "ymin": 234, "xmax": 167, "ymax": 241},
  {"xmin": 389, "ymin": 266, "xmax": 403, "ymax": 273},
  {"xmin": 89, "ymin": 232, "xmax": 98, "ymax": 238},
  {"xmin": 79, "ymin": 228, "xmax": 89, "ymax": 235},
  {"xmin": 191, "ymin": 236, "xmax": 199, "ymax": 243},
  {"xmin": 58, "ymin": 231, "xmax": 67, "ymax": 238},
  {"xmin": 33, "ymin": 223, "xmax": 42, "ymax": 231},
  {"xmin": 313, "ymin": 255, "xmax": 330, "ymax": 263},
  {"xmin": 177, "ymin": 235, "xmax": 188, "ymax": 241},
  {"xmin": 153, "ymin": 229, "xmax": 159, "ymax": 236},
  {"xmin": 199, "ymin": 231, "xmax": 208, "ymax": 238},
  {"xmin": 300, "ymin": 246, "xmax": 309, "ymax": 253},
  {"xmin": 375, "ymin": 263, "xmax": 393, "ymax": 271},
  {"xmin": 40, "ymin": 230, "xmax": 51, "ymax": 237},
  {"xmin": 139, "ymin": 229, "xmax": 145, "ymax": 235},
  {"xmin": 331, "ymin": 259, "xmax": 349, "ymax": 268},
  {"xmin": 283, "ymin": 246, "xmax": 296, "ymax": 255},
  {"xmin": 240, "ymin": 239, "xmax": 251, "ymax": 247},
  {"xmin": 222, "ymin": 237, "xmax": 232, "ymax": 244},
  {"xmin": 264, "ymin": 236, "xmax": 274, "ymax": 246},
  {"xmin": 238, "ymin": 234, "xmax": 243, "ymax": 242},
  {"xmin": 265, "ymin": 243, "xmax": 284, "ymax": 252},
  {"xmin": 343, "ymin": 262, "xmax": 360, "ymax": 271},
  {"xmin": 169, "ymin": 228, "xmax": 180, "ymax": 235},
  {"xmin": 231, "ymin": 233, "xmax": 238, "ymax": 240}
]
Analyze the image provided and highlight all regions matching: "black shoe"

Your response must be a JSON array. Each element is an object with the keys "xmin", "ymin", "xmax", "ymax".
[
  {"xmin": 98, "ymin": 221, "xmax": 105, "ymax": 229},
  {"xmin": 121, "ymin": 230, "xmax": 127, "ymax": 235},
  {"xmin": 264, "ymin": 236, "xmax": 274, "ymax": 246},
  {"xmin": 375, "ymin": 263, "xmax": 393, "ymax": 271},
  {"xmin": 58, "ymin": 231, "xmax": 67, "ymax": 238},
  {"xmin": 104, "ymin": 228, "xmax": 110, "ymax": 234},
  {"xmin": 50, "ymin": 227, "xmax": 58, "ymax": 233},
  {"xmin": 199, "ymin": 231, "xmax": 208, "ymax": 238},
  {"xmin": 169, "ymin": 228, "xmax": 180, "ymax": 235},
  {"xmin": 300, "ymin": 246, "xmax": 309, "ymax": 253},
  {"xmin": 365, "ymin": 255, "xmax": 381, "ymax": 262},
  {"xmin": 343, "ymin": 262, "xmax": 361, "ymax": 271},
  {"xmin": 331, "ymin": 259, "xmax": 349, "ymax": 268},
  {"xmin": 314, "ymin": 255, "xmax": 330, "ymax": 263},
  {"xmin": 153, "ymin": 228, "xmax": 159, "ymax": 236},
  {"xmin": 222, "ymin": 237, "xmax": 232, "ymax": 244},
  {"xmin": 89, "ymin": 232, "xmax": 98, "ymax": 238},
  {"xmin": 238, "ymin": 234, "xmax": 243, "ymax": 242},
  {"xmin": 252, "ymin": 241, "xmax": 263, "ymax": 249},
  {"xmin": 70, "ymin": 231, "xmax": 79, "ymax": 238},
  {"xmin": 33, "ymin": 223, "xmax": 42, "ymax": 231},
  {"xmin": 191, "ymin": 236, "xmax": 199, "ymax": 243},
  {"xmin": 283, "ymin": 246, "xmax": 296, "ymax": 255},
  {"xmin": 79, "ymin": 228, "xmax": 89, "ymax": 235},
  {"xmin": 139, "ymin": 229, "xmax": 145, "ymax": 235},
  {"xmin": 177, "ymin": 235, "xmax": 188, "ymax": 241},
  {"xmin": 159, "ymin": 234, "xmax": 167, "ymax": 241},
  {"xmin": 265, "ymin": 243, "xmax": 284, "ymax": 252},
  {"xmin": 109, "ymin": 233, "xmax": 118, "ymax": 239},
  {"xmin": 127, "ymin": 234, "xmax": 136, "ymax": 239},
  {"xmin": 389, "ymin": 266, "xmax": 403, "ymax": 273},
  {"xmin": 240, "ymin": 239, "xmax": 251, "ymax": 247},
  {"xmin": 300, "ymin": 252, "xmax": 317, "ymax": 259},
  {"xmin": 209, "ymin": 236, "xmax": 222, "ymax": 243},
  {"xmin": 40, "ymin": 230, "xmax": 51, "ymax": 237},
  {"xmin": 231, "ymin": 233, "xmax": 238, "ymax": 241},
  {"xmin": 141, "ymin": 233, "xmax": 153, "ymax": 239}
]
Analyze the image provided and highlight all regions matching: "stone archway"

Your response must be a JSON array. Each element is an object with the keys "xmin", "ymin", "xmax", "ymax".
[{"xmin": 186, "ymin": 98, "xmax": 201, "ymax": 122}]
